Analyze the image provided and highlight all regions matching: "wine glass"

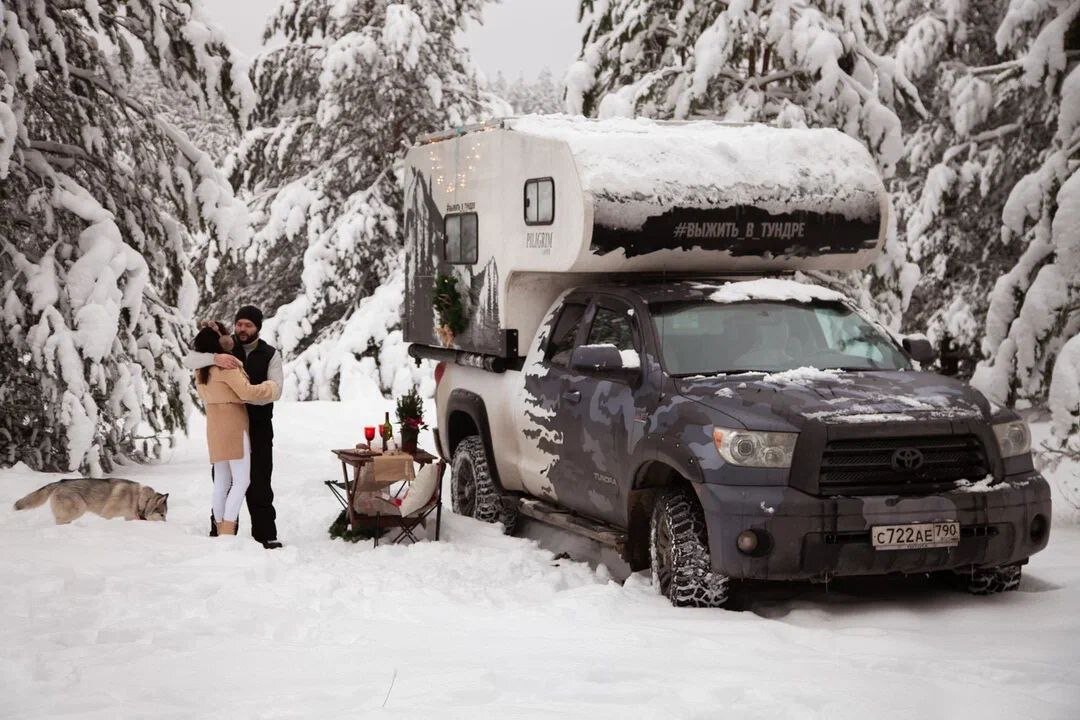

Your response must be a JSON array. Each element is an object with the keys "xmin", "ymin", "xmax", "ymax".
[{"xmin": 364, "ymin": 426, "xmax": 376, "ymax": 448}]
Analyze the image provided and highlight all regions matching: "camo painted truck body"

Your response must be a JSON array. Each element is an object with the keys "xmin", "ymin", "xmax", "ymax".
[
  {"xmin": 432, "ymin": 280, "xmax": 1051, "ymax": 582},
  {"xmin": 405, "ymin": 117, "xmax": 1050, "ymax": 601}
]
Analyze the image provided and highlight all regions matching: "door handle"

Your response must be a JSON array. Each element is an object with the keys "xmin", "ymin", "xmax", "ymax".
[{"xmin": 562, "ymin": 390, "xmax": 581, "ymax": 404}]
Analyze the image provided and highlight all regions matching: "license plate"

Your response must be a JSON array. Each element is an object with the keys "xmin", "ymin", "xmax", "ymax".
[{"xmin": 871, "ymin": 522, "xmax": 960, "ymax": 550}]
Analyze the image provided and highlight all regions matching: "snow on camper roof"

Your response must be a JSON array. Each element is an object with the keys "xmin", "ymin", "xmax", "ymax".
[
  {"xmin": 404, "ymin": 117, "xmax": 891, "ymax": 360},
  {"xmin": 504, "ymin": 115, "xmax": 886, "ymax": 233}
]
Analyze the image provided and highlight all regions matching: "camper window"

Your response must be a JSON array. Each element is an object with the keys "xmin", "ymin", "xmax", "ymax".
[
  {"xmin": 444, "ymin": 213, "xmax": 478, "ymax": 264},
  {"xmin": 524, "ymin": 178, "xmax": 554, "ymax": 225}
]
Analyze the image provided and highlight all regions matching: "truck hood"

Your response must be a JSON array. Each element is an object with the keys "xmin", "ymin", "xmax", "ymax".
[{"xmin": 675, "ymin": 368, "xmax": 991, "ymax": 431}]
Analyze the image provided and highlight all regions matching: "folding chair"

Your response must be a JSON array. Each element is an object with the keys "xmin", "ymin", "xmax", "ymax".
[
  {"xmin": 350, "ymin": 460, "xmax": 442, "ymax": 547},
  {"xmin": 325, "ymin": 435, "xmax": 445, "ymax": 546},
  {"xmin": 372, "ymin": 460, "xmax": 444, "ymax": 547}
]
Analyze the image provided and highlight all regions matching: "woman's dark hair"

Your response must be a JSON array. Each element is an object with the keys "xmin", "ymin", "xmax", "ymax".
[{"xmin": 192, "ymin": 327, "xmax": 223, "ymax": 385}]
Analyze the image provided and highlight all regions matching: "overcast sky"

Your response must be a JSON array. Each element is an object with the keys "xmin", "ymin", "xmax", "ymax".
[{"xmin": 201, "ymin": 0, "xmax": 581, "ymax": 83}]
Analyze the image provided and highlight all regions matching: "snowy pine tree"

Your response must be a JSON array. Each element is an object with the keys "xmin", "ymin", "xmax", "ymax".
[
  {"xmin": 888, "ymin": 0, "xmax": 1063, "ymax": 378},
  {"xmin": 205, "ymin": 0, "xmax": 505, "ymax": 401},
  {"xmin": 130, "ymin": 63, "xmax": 239, "ymax": 163},
  {"xmin": 499, "ymin": 68, "xmax": 562, "ymax": 114},
  {"xmin": 0, "ymin": 1, "xmax": 252, "ymax": 473},
  {"xmin": 567, "ymin": 0, "xmax": 924, "ymax": 172},
  {"xmin": 565, "ymin": 0, "xmax": 926, "ymax": 326},
  {"xmin": 968, "ymin": 1, "xmax": 1080, "ymax": 453}
]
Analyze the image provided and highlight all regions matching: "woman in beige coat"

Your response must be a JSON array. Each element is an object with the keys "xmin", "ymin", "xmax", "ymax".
[{"xmin": 192, "ymin": 324, "xmax": 279, "ymax": 536}]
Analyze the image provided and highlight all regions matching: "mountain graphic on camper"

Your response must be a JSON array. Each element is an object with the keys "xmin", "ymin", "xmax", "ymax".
[{"xmin": 404, "ymin": 165, "xmax": 502, "ymax": 354}]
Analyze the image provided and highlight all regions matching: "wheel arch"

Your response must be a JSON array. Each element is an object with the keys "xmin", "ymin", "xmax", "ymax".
[
  {"xmin": 444, "ymin": 389, "xmax": 506, "ymax": 492},
  {"xmin": 624, "ymin": 461, "xmax": 699, "ymax": 571}
]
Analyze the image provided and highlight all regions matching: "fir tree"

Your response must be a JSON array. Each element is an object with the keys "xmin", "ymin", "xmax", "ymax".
[
  {"xmin": 205, "ymin": 0, "xmax": 506, "ymax": 400},
  {"xmin": 566, "ymin": 0, "xmax": 923, "ymax": 175},
  {"xmin": 130, "ymin": 63, "xmax": 239, "ymax": 163},
  {"xmin": 887, "ymin": 0, "xmax": 1061, "ymax": 378},
  {"xmin": 566, "ymin": 0, "xmax": 927, "ymax": 326},
  {"xmin": 969, "ymin": 0, "xmax": 1080, "ymax": 450},
  {"xmin": 0, "ymin": 1, "xmax": 252, "ymax": 473},
  {"xmin": 503, "ymin": 68, "xmax": 562, "ymax": 114}
]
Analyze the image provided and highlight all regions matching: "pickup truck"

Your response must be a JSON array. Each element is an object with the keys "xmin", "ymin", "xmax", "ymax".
[{"xmin": 434, "ymin": 277, "xmax": 1052, "ymax": 607}]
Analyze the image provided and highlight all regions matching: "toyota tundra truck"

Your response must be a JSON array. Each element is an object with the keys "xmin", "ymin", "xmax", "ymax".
[{"xmin": 403, "ymin": 116, "xmax": 1051, "ymax": 607}]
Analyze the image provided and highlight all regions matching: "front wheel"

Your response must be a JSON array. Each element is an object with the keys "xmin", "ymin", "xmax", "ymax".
[
  {"xmin": 650, "ymin": 487, "xmax": 730, "ymax": 608},
  {"xmin": 451, "ymin": 435, "xmax": 517, "ymax": 533},
  {"xmin": 953, "ymin": 563, "xmax": 1023, "ymax": 595}
]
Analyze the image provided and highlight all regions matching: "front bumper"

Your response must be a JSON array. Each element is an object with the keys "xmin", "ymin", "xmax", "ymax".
[{"xmin": 694, "ymin": 473, "xmax": 1052, "ymax": 581}]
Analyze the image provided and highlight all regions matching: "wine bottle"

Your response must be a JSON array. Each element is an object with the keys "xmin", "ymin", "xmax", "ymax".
[{"xmin": 381, "ymin": 411, "xmax": 393, "ymax": 452}]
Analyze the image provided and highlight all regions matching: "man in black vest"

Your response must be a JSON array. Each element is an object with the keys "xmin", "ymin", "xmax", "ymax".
[{"xmin": 186, "ymin": 306, "xmax": 284, "ymax": 549}]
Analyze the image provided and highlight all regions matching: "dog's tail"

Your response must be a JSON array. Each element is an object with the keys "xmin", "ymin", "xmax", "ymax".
[{"xmin": 14, "ymin": 482, "xmax": 61, "ymax": 511}]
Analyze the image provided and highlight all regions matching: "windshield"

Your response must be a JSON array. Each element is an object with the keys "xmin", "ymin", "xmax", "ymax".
[{"xmin": 652, "ymin": 301, "xmax": 912, "ymax": 376}]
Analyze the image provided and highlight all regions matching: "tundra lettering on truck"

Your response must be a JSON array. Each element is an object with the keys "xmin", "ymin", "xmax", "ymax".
[{"xmin": 404, "ymin": 116, "xmax": 1051, "ymax": 609}]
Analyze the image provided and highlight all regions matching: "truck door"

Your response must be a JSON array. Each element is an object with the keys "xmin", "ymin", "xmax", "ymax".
[
  {"xmin": 516, "ymin": 297, "xmax": 589, "ymax": 502},
  {"xmin": 555, "ymin": 296, "xmax": 646, "ymax": 525}
]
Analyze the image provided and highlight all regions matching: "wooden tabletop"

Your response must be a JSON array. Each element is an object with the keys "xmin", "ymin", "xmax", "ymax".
[
  {"xmin": 332, "ymin": 447, "xmax": 382, "ymax": 462},
  {"xmin": 332, "ymin": 447, "xmax": 440, "ymax": 464}
]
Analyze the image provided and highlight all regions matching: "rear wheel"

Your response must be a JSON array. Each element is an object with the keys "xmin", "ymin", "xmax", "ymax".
[
  {"xmin": 955, "ymin": 563, "xmax": 1022, "ymax": 595},
  {"xmin": 650, "ymin": 487, "xmax": 729, "ymax": 608},
  {"xmin": 451, "ymin": 435, "xmax": 517, "ymax": 533}
]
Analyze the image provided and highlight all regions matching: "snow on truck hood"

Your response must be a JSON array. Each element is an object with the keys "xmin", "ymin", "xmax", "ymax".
[
  {"xmin": 505, "ymin": 115, "xmax": 885, "ymax": 232},
  {"xmin": 677, "ymin": 369, "xmax": 991, "ymax": 430},
  {"xmin": 701, "ymin": 277, "xmax": 850, "ymax": 304}
]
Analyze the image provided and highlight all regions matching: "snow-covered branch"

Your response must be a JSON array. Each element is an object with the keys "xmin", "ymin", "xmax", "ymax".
[{"xmin": 0, "ymin": 0, "xmax": 253, "ymax": 473}]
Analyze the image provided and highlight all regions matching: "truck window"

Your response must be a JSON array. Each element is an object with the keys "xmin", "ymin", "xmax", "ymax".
[
  {"xmin": 524, "ymin": 178, "xmax": 554, "ymax": 225},
  {"xmin": 810, "ymin": 306, "xmax": 893, "ymax": 366},
  {"xmin": 652, "ymin": 301, "xmax": 910, "ymax": 376},
  {"xmin": 545, "ymin": 302, "xmax": 586, "ymax": 367},
  {"xmin": 444, "ymin": 213, "xmax": 478, "ymax": 264},
  {"xmin": 585, "ymin": 306, "xmax": 640, "ymax": 369}
]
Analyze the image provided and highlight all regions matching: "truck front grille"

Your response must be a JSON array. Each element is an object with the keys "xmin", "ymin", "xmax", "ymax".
[{"xmin": 818, "ymin": 435, "xmax": 990, "ymax": 496}]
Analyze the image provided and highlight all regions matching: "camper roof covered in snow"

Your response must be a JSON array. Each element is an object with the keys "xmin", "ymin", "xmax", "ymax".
[{"xmin": 404, "ymin": 115, "xmax": 888, "ymax": 359}]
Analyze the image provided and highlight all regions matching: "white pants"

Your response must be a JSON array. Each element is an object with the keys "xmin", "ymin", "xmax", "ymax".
[{"xmin": 212, "ymin": 431, "xmax": 251, "ymax": 522}]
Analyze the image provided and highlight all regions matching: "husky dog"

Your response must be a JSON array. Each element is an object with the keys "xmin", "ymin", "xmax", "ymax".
[{"xmin": 13, "ymin": 479, "xmax": 168, "ymax": 524}]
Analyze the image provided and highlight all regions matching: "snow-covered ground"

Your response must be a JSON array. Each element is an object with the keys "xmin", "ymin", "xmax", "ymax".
[{"xmin": 2, "ymin": 401, "xmax": 1079, "ymax": 719}]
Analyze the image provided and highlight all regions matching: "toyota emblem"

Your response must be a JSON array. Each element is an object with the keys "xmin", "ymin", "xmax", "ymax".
[{"xmin": 891, "ymin": 447, "xmax": 925, "ymax": 471}]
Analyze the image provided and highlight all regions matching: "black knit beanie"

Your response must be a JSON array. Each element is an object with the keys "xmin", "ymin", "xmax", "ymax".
[{"xmin": 235, "ymin": 305, "xmax": 264, "ymax": 331}]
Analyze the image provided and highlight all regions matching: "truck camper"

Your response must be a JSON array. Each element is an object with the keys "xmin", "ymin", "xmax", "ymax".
[{"xmin": 405, "ymin": 116, "xmax": 1050, "ymax": 608}]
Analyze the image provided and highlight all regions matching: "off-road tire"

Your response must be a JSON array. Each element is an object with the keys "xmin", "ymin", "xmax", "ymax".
[
  {"xmin": 956, "ymin": 563, "xmax": 1022, "ymax": 595},
  {"xmin": 650, "ymin": 487, "xmax": 729, "ymax": 608},
  {"xmin": 451, "ymin": 435, "xmax": 517, "ymax": 533}
]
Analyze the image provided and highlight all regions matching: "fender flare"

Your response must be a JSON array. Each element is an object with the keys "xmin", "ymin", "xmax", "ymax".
[
  {"xmin": 444, "ymin": 389, "xmax": 507, "ymax": 492},
  {"xmin": 633, "ymin": 438, "xmax": 705, "ymax": 490},
  {"xmin": 623, "ymin": 446, "xmax": 706, "ymax": 571}
]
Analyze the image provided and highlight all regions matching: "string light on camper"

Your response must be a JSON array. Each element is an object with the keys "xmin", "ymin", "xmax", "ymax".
[
  {"xmin": 454, "ymin": 140, "xmax": 482, "ymax": 192},
  {"xmin": 428, "ymin": 147, "xmax": 446, "ymax": 194}
]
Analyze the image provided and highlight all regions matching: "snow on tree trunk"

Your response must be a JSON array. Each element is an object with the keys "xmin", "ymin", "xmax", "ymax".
[
  {"xmin": 204, "ymin": 0, "xmax": 507, "ymax": 400},
  {"xmin": 0, "ymin": 1, "xmax": 252, "ymax": 473},
  {"xmin": 970, "ymin": 1, "xmax": 1080, "ymax": 435}
]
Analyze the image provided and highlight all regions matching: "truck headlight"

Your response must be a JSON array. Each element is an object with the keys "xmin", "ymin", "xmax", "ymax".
[
  {"xmin": 992, "ymin": 420, "xmax": 1031, "ymax": 458},
  {"xmin": 713, "ymin": 427, "xmax": 798, "ymax": 468}
]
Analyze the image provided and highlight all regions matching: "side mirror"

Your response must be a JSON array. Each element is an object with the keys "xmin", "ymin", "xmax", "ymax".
[
  {"xmin": 570, "ymin": 344, "xmax": 640, "ymax": 381},
  {"xmin": 903, "ymin": 335, "xmax": 936, "ymax": 366}
]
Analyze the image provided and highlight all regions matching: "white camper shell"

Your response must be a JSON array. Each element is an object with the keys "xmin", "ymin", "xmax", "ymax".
[{"xmin": 404, "ymin": 115, "xmax": 888, "ymax": 361}]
